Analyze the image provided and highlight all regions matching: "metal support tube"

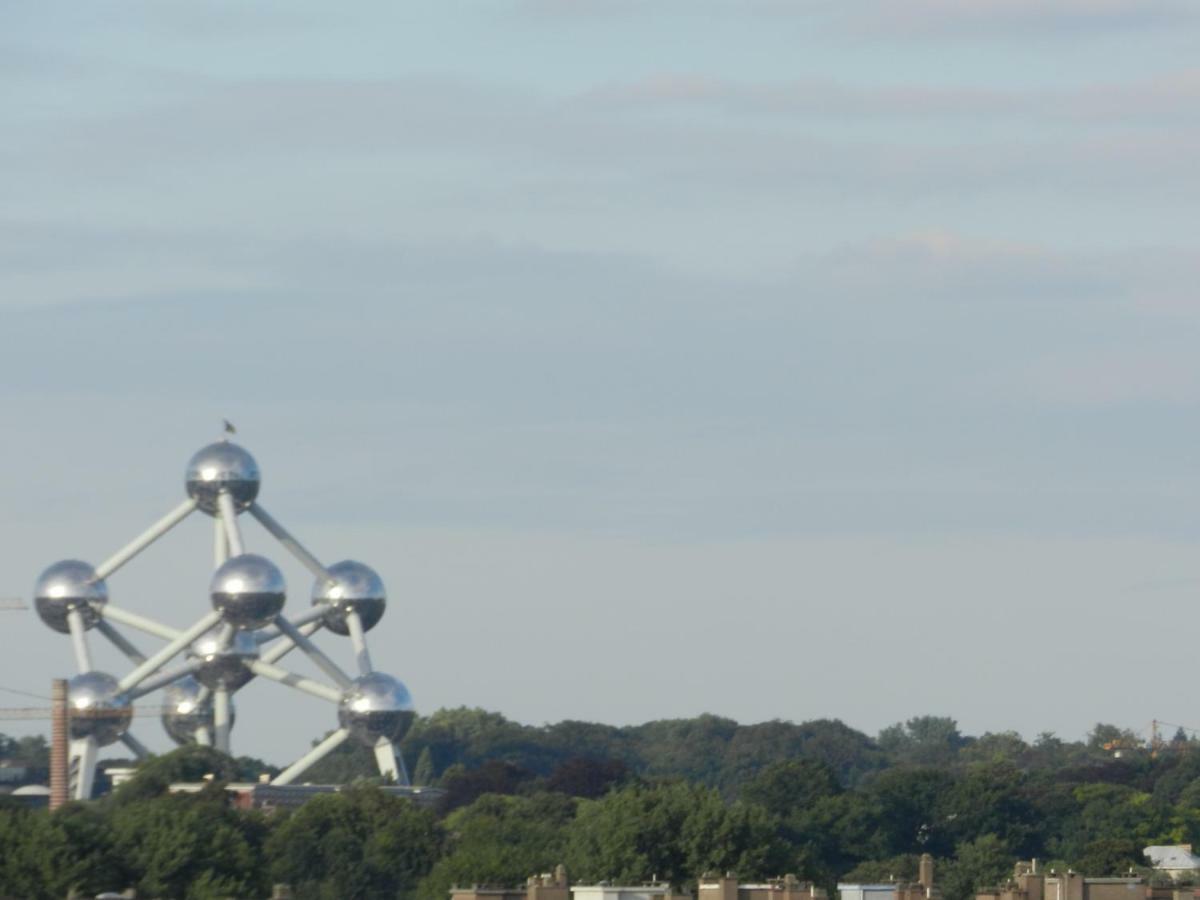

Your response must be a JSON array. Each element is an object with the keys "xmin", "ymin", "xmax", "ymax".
[
  {"xmin": 254, "ymin": 604, "xmax": 327, "ymax": 642},
  {"xmin": 70, "ymin": 736, "xmax": 98, "ymax": 801},
  {"xmin": 214, "ymin": 516, "xmax": 229, "ymax": 569},
  {"xmin": 273, "ymin": 728, "xmax": 350, "ymax": 786},
  {"xmin": 248, "ymin": 503, "xmax": 329, "ymax": 580},
  {"xmin": 374, "ymin": 737, "xmax": 409, "ymax": 785},
  {"xmin": 345, "ymin": 610, "xmax": 373, "ymax": 676},
  {"xmin": 248, "ymin": 659, "xmax": 342, "ymax": 703},
  {"xmin": 93, "ymin": 498, "xmax": 198, "ymax": 581},
  {"xmin": 67, "ymin": 608, "xmax": 92, "ymax": 672},
  {"xmin": 129, "ymin": 659, "xmax": 203, "ymax": 699},
  {"xmin": 273, "ymin": 615, "xmax": 352, "ymax": 689},
  {"xmin": 194, "ymin": 726, "xmax": 212, "ymax": 746},
  {"xmin": 95, "ymin": 619, "xmax": 147, "ymax": 664},
  {"xmin": 216, "ymin": 492, "xmax": 243, "ymax": 557},
  {"xmin": 260, "ymin": 620, "xmax": 323, "ymax": 664},
  {"xmin": 117, "ymin": 609, "xmax": 223, "ymax": 693},
  {"xmin": 103, "ymin": 605, "xmax": 182, "ymax": 642},
  {"xmin": 120, "ymin": 731, "xmax": 151, "ymax": 760},
  {"xmin": 213, "ymin": 687, "xmax": 231, "ymax": 753}
]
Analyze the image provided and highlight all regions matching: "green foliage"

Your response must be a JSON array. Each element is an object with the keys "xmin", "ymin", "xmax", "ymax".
[
  {"xmin": 566, "ymin": 781, "xmax": 787, "ymax": 889},
  {"xmin": 6, "ymin": 710, "xmax": 1200, "ymax": 898},
  {"xmin": 111, "ymin": 744, "xmax": 241, "ymax": 805},
  {"xmin": 109, "ymin": 785, "xmax": 267, "ymax": 899},
  {"xmin": 265, "ymin": 785, "xmax": 443, "ymax": 900},
  {"xmin": 938, "ymin": 835, "xmax": 1016, "ymax": 900},
  {"xmin": 418, "ymin": 793, "xmax": 576, "ymax": 900},
  {"xmin": 741, "ymin": 758, "xmax": 841, "ymax": 817},
  {"xmin": 878, "ymin": 717, "xmax": 967, "ymax": 768}
]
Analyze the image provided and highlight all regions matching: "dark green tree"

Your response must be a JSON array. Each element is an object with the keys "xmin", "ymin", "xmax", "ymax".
[
  {"xmin": 266, "ymin": 785, "xmax": 442, "ymax": 900},
  {"xmin": 566, "ymin": 781, "xmax": 786, "ymax": 889},
  {"xmin": 110, "ymin": 784, "xmax": 268, "ymax": 900},
  {"xmin": 418, "ymin": 793, "xmax": 576, "ymax": 900}
]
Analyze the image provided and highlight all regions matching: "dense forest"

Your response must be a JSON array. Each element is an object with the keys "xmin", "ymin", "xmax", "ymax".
[{"xmin": 2, "ymin": 711, "xmax": 1198, "ymax": 900}]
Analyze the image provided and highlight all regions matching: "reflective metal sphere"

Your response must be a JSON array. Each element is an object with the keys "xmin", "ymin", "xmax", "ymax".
[
  {"xmin": 312, "ymin": 561, "xmax": 386, "ymax": 636},
  {"xmin": 33, "ymin": 560, "xmax": 107, "ymax": 635},
  {"xmin": 189, "ymin": 628, "xmax": 258, "ymax": 691},
  {"xmin": 68, "ymin": 671, "xmax": 132, "ymax": 746},
  {"xmin": 161, "ymin": 676, "xmax": 232, "ymax": 745},
  {"xmin": 210, "ymin": 554, "xmax": 285, "ymax": 629},
  {"xmin": 338, "ymin": 672, "xmax": 415, "ymax": 746},
  {"xmin": 185, "ymin": 441, "xmax": 261, "ymax": 515}
]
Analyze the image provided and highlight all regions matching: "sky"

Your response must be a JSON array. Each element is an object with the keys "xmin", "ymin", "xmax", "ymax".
[{"xmin": 2, "ymin": 0, "xmax": 1200, "ymax": 765}]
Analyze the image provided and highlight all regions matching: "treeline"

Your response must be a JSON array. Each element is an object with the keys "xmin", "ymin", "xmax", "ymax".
[{"xmin": 4, "ymin": 714, "xmax": 1200, "ymax": 900}]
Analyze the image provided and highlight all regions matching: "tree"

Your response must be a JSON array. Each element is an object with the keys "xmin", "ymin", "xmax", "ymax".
[
  {"xmin": 266, "ymin": 785, "xmax": 442, "ymax": 900},
  {"xmin": 414, "ymin": 747, "xmax": 436, "ymax": 786},
  {"xmin": 110, "ymin": 784, "xmax": 268, "ymax": 900},
  {"xmin": 878, "ymin": 717, "xmax": 966, "ymax": 767},
  {"xmin": 1072, "ymin": 838, "xmax": 1143, "ymax": 876},
  {"xmin": 438, "ymin": 760, "xmax": 537, "ymax": 813},
  {"xmin": 741, "ymin": 759, "xmax": 841, "ymax": 818},
  {"xmin": 566, "ymin": 781, "xmax": 786, "ymax": 889},
  {"xmin": 939, "ymin": 834, "xmax": 1015, "ymax": 900},
  {"xmin": 418, "ymin": 793, "xmax": 576, "ymax": 900},
  {"xmin": 112, "ymin": 745, "xmax": 241, "ymax": 805},
  {"xmin": 865, "ymin": 767, "xmax": 958, "ymax": 857},
  {"xmin": 546, "ymin": 757, "xmax": 629, "ymax": 799}
]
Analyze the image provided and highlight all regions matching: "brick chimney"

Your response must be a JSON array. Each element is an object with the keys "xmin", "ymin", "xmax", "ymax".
[{"xmin": 49, "ymin": 678, "xmax": 68, "ymax": 811}]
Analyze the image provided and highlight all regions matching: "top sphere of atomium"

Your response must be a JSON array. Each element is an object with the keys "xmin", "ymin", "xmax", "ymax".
[
  {"xmin": 185, "ymin": 441, "xmax": 260, "ymax": 515},
  {"xmin": 338, "ymin": 672, "xmax": 415, "ymax": 746},
  {"xmin": 34, "ymin": 560, "xmax": 107, "ymax": 634},
  {"xmin": 210, "ymin": 553, "xmax": 285, "ymax": 630},
  {"xmin": 68, "ymin": 671, "xmax": 132, "ymax": 747},
  {"xmin": 312, "ymin": 561, "xmax": 386, "ymax": 635}
]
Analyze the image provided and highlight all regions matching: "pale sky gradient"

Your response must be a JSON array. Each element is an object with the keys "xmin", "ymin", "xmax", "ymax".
[{"xmin": 3, "ymin": 1, "xmax": 1200, "ymax": 763}]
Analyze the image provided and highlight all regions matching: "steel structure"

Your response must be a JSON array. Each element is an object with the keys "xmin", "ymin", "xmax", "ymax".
[{"xmin": 33, "ymin": 439, "xmax": 415, "ymax": 800}]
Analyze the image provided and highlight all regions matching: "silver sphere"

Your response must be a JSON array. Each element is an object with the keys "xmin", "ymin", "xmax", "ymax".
[
  {"xmin": 67, "ymin": 671, "xmax": 132, "ymax": 747},
  {"xmin": 185, "ymin": 441, "xmax": 261, "ymax": 516},
  {"xmin": 189, "ymin": 628, "xmax": 258, "ymax": 691},
  {"xmin": 161, "ymin": 676, "xmax": 233, "ymax": 746},
  {"xmin": 338, "ymin": 672, "xmax": 415, "ymax": 747},
  {"xmin": 312, "ymin": 561, "xmax": 386, "ymax": 636},
  {"xmin": 210, "ymin": 553, "xmax": 285, "ymax": 630},
  {"xmin": 33, "ymin": 560, "xmax": 107, "ymax": 635}
]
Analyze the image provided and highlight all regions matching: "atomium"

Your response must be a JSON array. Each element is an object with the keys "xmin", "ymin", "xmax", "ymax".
[
  {"xmin": 338, "ymin": 672, "xmax": 415, "ymax": 746},
  {"xmin": 210, "ymin": 554, "xmax": 286, "ymax": 630},
  {"xmin": 313, "ymin": 560, "xmax": 386, "ymax": 635},
  {"xmin": 68, "ymin": 671, "xmax": 132, "ymax": 746},
  {"xmin": 190, "ymin": 628, "xmax": 257, "ymax": 691},
  {"xmin": 34, "ymin": 560, "xmax": 107, "ymax": 634},
  {"xmin": 161, "ymin": 677, "xmax": 230, "ymax": 746},
  {"xmin": 35, "ymin": 435, "xmax": 416, "ymax": 800},
  {"xmin": 185, "ymin": 441, "xmax": 261, "ymax": 515}
]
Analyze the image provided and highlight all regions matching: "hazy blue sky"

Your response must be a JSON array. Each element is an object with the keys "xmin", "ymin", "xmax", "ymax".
[{"xmin": 3, "ymin": 1, "xmax": 1200, "ymax": 763}]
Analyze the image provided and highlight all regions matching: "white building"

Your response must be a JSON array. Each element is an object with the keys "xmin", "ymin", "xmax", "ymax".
[{"xmin": 1144, "ymin": 846, "xmax": 1200, "ymax": 881}]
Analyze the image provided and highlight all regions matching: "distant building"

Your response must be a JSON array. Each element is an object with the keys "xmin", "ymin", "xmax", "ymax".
[
  {"xmin": 1145, "ymin": 847, "xmax": 1200, "ymax": 881},
  {"xmin": 167, "ymin": 780, "xmax": 442, "ymax": 811},
  {"xmin": 700, "ymin": 873, "xmax": 825, "ymax": 900},
  {"xmin": 839, "ymin": 853, "xmax": 936, "ymax": 900},
  {"xmin": 977, "ymin": 859, "xmax": 1200, "ymax": 900},
  {"xmin": 451, "ymin": 867, "xmax": 819, "ymax": 900}
]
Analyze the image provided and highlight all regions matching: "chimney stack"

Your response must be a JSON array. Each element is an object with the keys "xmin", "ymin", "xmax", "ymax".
[
  {"xmin": 919, "ymin": 854, "xmax": 934, "ymax": 891},
  {"xmin": 49, "ymin": 678, "xmax": 68, "ymax": 811}
]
